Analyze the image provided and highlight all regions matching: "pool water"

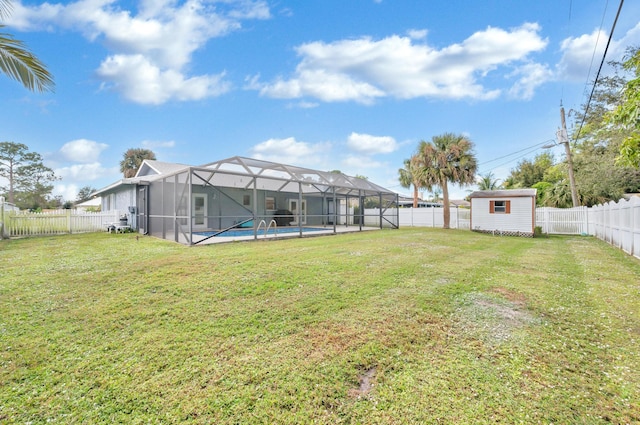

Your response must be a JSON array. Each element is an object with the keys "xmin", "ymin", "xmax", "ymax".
[{"xmin": 195, "ymin": 227, "xmax": 328, "ymax": 237}]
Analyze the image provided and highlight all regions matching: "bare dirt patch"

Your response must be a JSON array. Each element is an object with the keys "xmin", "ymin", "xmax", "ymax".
[{"xmin": 348, "ymin": 366, "xmax": 377, "ymax": 398}]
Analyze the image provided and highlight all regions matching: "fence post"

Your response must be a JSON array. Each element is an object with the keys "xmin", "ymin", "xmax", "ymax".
[{"xmin": 0, "ymin": 196, "xmax": 4, "ymax": 239}]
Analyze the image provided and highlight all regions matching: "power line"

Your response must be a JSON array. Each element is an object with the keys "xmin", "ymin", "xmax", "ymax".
[
  {"xmin": 581, "ymin": 0, "xmax": 609, "ymax": 104},
  {"xmin": 478, "ymin": 140, "xmax": 552, "ymax": 166},
  {"xmin": 480, "ymin": 146, "xmax": 550, "ymax": 175},
  {"xmin": 573, "ymin": 0, "xmax": 624, "ymax": 141}
]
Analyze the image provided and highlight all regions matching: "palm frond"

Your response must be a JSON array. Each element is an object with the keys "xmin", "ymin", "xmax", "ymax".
[
  {"xmin": 0, "ymin": 0, "xmax": 12, "ymax": 20},
  {"xmin": 0, "ymin": 28, "xmax": 55, "ymax": 93}
]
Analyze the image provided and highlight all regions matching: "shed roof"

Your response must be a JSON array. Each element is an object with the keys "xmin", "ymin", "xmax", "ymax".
[{"xmin": 468, "ymin": 189, "xmax": 537, "ymax": 199}]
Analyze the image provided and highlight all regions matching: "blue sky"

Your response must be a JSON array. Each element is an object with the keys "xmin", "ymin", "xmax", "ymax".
[{"xmin": 2, "ymin": 0, "xmax": 640, "ymax": 202}]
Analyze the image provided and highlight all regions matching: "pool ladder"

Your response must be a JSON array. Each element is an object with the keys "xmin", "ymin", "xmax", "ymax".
[{"xmin": 257, "ymin": 219, "xmax": 277, "ymax": 238}]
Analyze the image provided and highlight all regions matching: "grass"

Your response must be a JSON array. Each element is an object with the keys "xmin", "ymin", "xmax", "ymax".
[{"xmin": 1, "ymin": 229, "xmax": 639, "ymax": 424}]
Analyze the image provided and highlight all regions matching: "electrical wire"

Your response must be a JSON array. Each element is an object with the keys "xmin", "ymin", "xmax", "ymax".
[
  {"xmin": 581, "ymin": 0, "xmax": 609, "ymax": 103},
  {"xmin": 480, "ymin": 146, "xmax": 551, "ymax": 175},
  {"xmin": 478, "ymin": 140, "xmax": 553, "ymax": 166},
  {"xmin": 573, "ymin": 0, "xmax": 624, "ymax": 141}
]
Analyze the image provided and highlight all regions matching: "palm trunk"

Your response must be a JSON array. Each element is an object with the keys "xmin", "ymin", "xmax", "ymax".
[
  {"xmin": 442, "ymin": 181, "xmax": 450, "ymax": 229},
  {"xmin": 413, "ymin": 185, "xmax": 419, "ymax": 208}
]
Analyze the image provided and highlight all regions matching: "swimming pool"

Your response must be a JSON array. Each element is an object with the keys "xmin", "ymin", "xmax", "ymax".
[{"xmin": 195, "ymin": 227, "xmax": 328, "ymax": 238}]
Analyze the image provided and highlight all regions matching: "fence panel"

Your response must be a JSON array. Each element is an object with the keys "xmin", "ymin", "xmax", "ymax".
[
  {"xmin": 398, "ymin": 207, "xmax": 468, "ymax": 229},
  {"xmin": 5, "ymin": 209, "xmax": 122, "ymax": 238},
  {"xmin": 590, "ymin": 197, "xmax": 639, "ymax": 258},
  {"xmin": 536, "ymin": 206, "xmax": 591, "ymax": 235}
]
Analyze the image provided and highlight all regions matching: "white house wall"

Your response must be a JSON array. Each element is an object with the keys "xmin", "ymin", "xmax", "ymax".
[
  {"xmin": 471, "ymin": 197, "xmax": 535, "ymax": 234},
  {"xmin": 101, "ymin": 186, "xmax": 136, "ymax": 213}
]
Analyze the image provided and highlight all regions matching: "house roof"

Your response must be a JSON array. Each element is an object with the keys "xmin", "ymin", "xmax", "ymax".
[
  {"xmin": 468, "ymin": 189, "xmax": 537, "ymax": 199},
  {"xmin": 197, "ymin": 156, "xmax": 394, "ymax": 195},
  {"xmin": 135, "ymin": 160, "xmax": 190, "ymax": 177},
  {"xmin": 449, "ymin": 199, "xmax": 471, "ymax": 207},
  {"xmin": 75, "ymin": 197, "xmax": 101, "ymax": 208},
  {"xmin": 93, "ymin": 156, "xmax": 395, "ymax": 197}
]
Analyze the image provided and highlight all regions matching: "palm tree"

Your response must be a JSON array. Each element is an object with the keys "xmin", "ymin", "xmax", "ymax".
[
  {"xmin": 398, "ymin": 157, "xmax": 424, "ymax": 208},
  {"xmin": 544, "ymin": 180, "xmax": 573, "ymax": 208},
  {"xmin": 120, "ymin": 148, "xmax": 156, "ymax": 178},
  {"xmin": 414, "ymin": 133, "xmax": 478, "ymax": 229},
  {"xmin": 0, "ymin": 0, "xmax": 54, "ymax": 92},
  {"xmin": 477, "ymin": 171, "xmax": 501, "ymax": 190}
]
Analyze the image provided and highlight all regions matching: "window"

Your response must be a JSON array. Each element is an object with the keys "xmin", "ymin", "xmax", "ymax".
[
  {"xmin": 243, "ymin": 195, "xmax": 251, "ymax": 206},
  {"xmin": 265, "ymin": 196, "xmax": 275, "ymax": 210},
  {"xmin": 490, "ymin": 200, "xmax": 510, "ymax": 214}
]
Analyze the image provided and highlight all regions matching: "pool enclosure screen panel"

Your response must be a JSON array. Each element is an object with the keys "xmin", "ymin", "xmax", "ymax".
[{"xmin": 141, "ymin": 157, "xmax": 398, "ymax": 245}]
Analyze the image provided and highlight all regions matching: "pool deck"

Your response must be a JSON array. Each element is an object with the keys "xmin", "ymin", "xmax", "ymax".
[{"xmin": 191, "ymin": 225, "xmax": 378, "ymax": 245}]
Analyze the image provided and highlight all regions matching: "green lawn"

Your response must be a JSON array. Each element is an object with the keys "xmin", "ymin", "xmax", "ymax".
[{"xmin": 1, "ymin": 229, "xmax": 639, "ymax": 424}]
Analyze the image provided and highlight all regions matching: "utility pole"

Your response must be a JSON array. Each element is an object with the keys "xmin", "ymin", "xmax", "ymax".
[{"xmin": 558, "ymin": 105, "xmax": 580, "ymax": 207}]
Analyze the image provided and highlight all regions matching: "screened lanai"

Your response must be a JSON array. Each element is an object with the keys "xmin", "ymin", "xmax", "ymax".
[{"xmin": 141, "ymin": 156, "xmax": 399, "ymax": 245}]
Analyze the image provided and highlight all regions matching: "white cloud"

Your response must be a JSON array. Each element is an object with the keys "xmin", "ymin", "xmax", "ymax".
[
  {"xmin": 407, "ymin": 29, "xmax": 428, "ymax": 40},
  {"xmin": 347, "ymin": 132, "xmax": 398, "ymax": 154},
  {"xmin": 258, "ymin": 69, "xmax": 385, "ymax": 104},
  {"xmin": 141, "ymin": 139, "xmax": 176, "ymax": 149},
  {"xmin": 250, "ymin": 137, "xmax": 331, "ymax": 167},
  {"xmin": 54, "ymin": 162, "xmax": 114, "ymax": 181},
  {"xmin": 12, "ymin": 0, "xmax": 270, "ymax": 104},
  {"xmin": 557, "ymin": 22, "xmax": 640, "ymax": 83},
  {"xmin": 557, "ymin": 29, "xmax": 609, "ymax": 82},
  {"xmin": 52, "ymin": 183, "xmax": 81, "ymax": 202},
  {"xmin": 507, "ymin": 62, "xmax": 553, "ymax": 100},
  {"xmin": 97, "ymin": 54, "xmax": 230, "ymax": 104},
  {"xmin": 253, "ymin": 22, "xmax": 549, "ymax": 103},
  {"xmin": 59, "ymin": 138, "xmax": 108, "ymax": 163},
  {"xmin": 341, "ymin": 155, "xmax": 385, "ymax": 171}
]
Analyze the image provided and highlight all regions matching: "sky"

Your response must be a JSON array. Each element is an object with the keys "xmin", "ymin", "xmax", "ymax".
[{"xmin": 2, "ymin": 0, "xmax": 640, "ymax": 202}]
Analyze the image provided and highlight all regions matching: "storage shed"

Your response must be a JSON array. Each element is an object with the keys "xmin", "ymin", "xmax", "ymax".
[{"xmin": 469, "ymin": 189, "xmax": 537, "ymax": 237}]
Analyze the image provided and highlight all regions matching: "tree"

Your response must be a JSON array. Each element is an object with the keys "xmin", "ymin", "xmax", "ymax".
[
  {"xmin": 0, "ymin": 142, "xmax": 57, "ymax": 207},
  {"xmin": 477, "ymin": 171, "xmax": 501, "ymax": 190},
  {"xmin": 414, "ymin": 133, "xmax": 477, "ymax": 229},
  {"xmin": 120, "ymin": 148, "xmax": 156, "ymax": 178},
  {"xmin": 398, "ymin": 157, "xmax": 424, "ymax": 208},
  {"xmin": 76, "ymin": 186, "xmax": 96, "ymax": 202},
  {"xmin": 0, "ymin": 0, "xmax": 54, "ymax": 92},
  {"xmin": 504, "ymin": 152, "xmax": 554, "ymax": 189},
  {"xmin": 608, "ymin": 47, "xmax": 640, "ymax": 167},
  {"xmin": 545, "ymin": 180, "xmax": 573, "ymax": 208}
]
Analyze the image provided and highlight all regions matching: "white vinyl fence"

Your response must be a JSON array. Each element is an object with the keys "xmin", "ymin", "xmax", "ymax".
[
  {"xmin": 535, "ymin": 207, "xmax": 593, "ymax": 235},
  {"xmin": 1, "ymin": 205, "xmax": 123, "ymax": 239},
  {"xmin": 591, "ymin": 197, "xmax": 640, "ymax": 259},
  {"xmin": 394, "ymin": 199, "xmax": 640, "ymax": 259},
  {"xmin": 397, "ymin": 207, "xmax": 470, "ymax": 229}
]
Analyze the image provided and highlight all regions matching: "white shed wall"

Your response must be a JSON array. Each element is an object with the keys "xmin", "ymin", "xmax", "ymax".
[{"xmin": 471, "ymin": 197, "xmax": 535, "ymax": 234}]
